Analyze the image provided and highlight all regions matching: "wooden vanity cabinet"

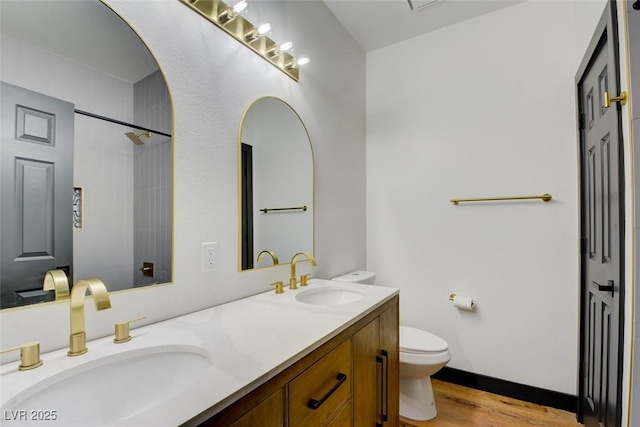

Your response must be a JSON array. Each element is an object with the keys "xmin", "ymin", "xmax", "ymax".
[
  {"xmin": 195, "ymin": 296, "xmax": 399, "ymax": 427},
  {"xmin": 353, "ymin": 301, "xmax": 399, "ymax": 427}
]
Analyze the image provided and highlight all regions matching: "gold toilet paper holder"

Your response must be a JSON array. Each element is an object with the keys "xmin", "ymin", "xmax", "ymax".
[{"xmin": 449, "ymin": 293, "xmax": 456, "ymax": 301}]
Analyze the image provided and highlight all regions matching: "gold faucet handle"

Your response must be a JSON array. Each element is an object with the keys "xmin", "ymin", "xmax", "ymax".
[
  {"xmin": 300, "ymin": 274, "xmax": 311, "ymax": 286},
  {"xmin": 0, "ymin": 342, "xmax": 43, "ymax": 370},
  {"xmin": 114, "ymin": 316, "xmax": 145, "ymax": 344},
  {"xmin": 271, "ymin": 281, "xmax": 284, "ymax": 294}
]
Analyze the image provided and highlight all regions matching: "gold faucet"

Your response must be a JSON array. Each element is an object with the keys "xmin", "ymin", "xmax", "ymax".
[
  {"xmin": 257, "ymin": 250, "xmax": 279, "ymax": 266},
  {"xmin": 289, "ymin": 252, "xmax": 317, "ymax": 290},
  {"xmin": 43, "ymin": 269, "xmax": 70, "ymax": 301},
  {"xmin": 68, "ymin": 279, "xmax": 111, "ymax": 356}
]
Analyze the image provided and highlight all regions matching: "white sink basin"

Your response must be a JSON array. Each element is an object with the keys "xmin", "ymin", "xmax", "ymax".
[
  {"xmin": 295, "ymin": 286, "xmax": 365, "ymax": 305},
  {"xmin": 1, "ymin": 345, "xmax": 211, "ymax": 426}
]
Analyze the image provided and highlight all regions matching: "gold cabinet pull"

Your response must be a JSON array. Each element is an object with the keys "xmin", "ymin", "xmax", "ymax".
[
  {"xmin": 0, "ymin": 342, "xmax": 43, "ymax": 370},
  {"xmin": 603, "ymin": 91, "xmax": 627, "ymax": 108},
  {"xmin": 114, "ymin": 316, "xmax": 145, "ymax": 343}
]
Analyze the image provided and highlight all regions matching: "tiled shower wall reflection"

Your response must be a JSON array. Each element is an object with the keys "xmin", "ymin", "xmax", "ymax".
[{"xmin": 133, "ymin": 70, "xmax": 172, "ymax": 287}]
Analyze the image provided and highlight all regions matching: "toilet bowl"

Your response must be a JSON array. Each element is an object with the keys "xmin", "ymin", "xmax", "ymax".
[
  {"xmin": 331, "ymin": 271, "xmax": 451, "ymax": 421},
  {"xmin": 399, "ymin": 326, "xmax": 450, "ymax": 420}
]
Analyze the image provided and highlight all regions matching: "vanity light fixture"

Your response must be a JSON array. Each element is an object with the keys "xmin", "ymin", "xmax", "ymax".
[
  {"xmin": 218, "ymin": 0, "xmax": 247, "ymax": 23},
  {"xmin": 285, "ymin": 56, "xmax": 310, "ymax": 70},
  {"xmin": 245, "ymin": 22, "xmax": 271, "ymax": 42},
  {"xmin": 181, "ymin": 0, "xmax": 308, "ymax": 81},
  {"xmin": 267, "ymin": 41, "xmax": 293, "ymax": 57}
]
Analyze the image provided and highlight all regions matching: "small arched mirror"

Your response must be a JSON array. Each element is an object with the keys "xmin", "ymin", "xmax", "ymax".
[{"xmin": 239, "ymin": 97, "xmax": 314, "ymax": 270}]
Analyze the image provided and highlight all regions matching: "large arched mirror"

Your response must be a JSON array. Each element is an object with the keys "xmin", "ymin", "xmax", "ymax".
[
  {"xmin": 0, "ymin": 1, "xmax": 173, "ymax": 309},
  {"xmin": 239, "ymin": 97, "xmax": 314, "ymax": 270}
]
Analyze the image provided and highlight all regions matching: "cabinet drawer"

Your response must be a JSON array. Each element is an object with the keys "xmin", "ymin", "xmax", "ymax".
[
  {"xmin": 289, "ymin": 340, "xmax": 351, "ymax": 427},
  {"xmin": 326, "ymin": 400, "xmax": 352, "ymax": 427}
]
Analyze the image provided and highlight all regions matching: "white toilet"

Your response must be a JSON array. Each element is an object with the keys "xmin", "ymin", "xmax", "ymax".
[{"xmin": 331, "ymin": 271, "xmax": 451, "ymax": 421}]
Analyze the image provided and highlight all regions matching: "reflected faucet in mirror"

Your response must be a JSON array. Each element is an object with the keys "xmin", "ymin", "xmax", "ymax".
[
  {"xmin": 68, "ymin": 279, "xmax": 111, "ymax": 357},
  {"xmin": 257, "ymin": 250, "xmax": 279, "ymax": 266},
  {"xmin": 289, "ymin": 252, "xmax": 317, "ymax": 290},
  {"xmin": 42, "ymin": 270, "xmax": 70, "ymax": 301}
]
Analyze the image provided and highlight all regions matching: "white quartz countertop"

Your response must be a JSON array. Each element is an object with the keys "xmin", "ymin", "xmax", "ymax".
[{"xmin": 0, "ymin": 279, "xmax": 398, "ymax": 426}]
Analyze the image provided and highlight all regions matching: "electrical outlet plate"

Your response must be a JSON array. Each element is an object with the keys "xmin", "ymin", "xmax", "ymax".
[{"xmin": 202, "ymin": 242, "xmax": 218, "ymax": 272}]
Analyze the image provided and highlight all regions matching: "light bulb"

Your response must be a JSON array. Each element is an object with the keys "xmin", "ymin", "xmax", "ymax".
[
  {"xmin": 232, "ymin": 0, "xmax": 247, "ymax": 14},
  {"xmin": 219, "ymin": 0, "xmax": 246, "ymax": 22},
  {"xmin": 279, "ymin": 41, "xmax": 293, "ymax": 52},
  {"xmin": 257, "ymin": 23, "xmax": 271, "ymax": 36},
  {"xmin": 297, "ymin": 56, "xmax": 310, "ymax": 66}
]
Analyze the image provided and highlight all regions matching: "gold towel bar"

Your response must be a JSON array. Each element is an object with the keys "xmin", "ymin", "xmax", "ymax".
[
  {"xmin": 450, "ymin": 193, "xmax": 552, "ymax": 205},
  {"xmin": 260, "ymin": 205, "xmax": 308, "ymax": 213}
]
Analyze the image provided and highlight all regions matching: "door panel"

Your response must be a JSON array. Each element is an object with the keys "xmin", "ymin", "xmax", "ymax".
[
  {"xmin": 1, "ymin": 82, "xmax": 74, "ymax": 308},
  {"xmin": 576, "ymin": 2, "xmax": 624, "ymax": 426}
]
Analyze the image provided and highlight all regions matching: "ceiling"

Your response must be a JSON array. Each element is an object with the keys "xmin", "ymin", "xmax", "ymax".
[{"xmin": 323, "ymin": 0, "xmax": 525, "ymax": 52}]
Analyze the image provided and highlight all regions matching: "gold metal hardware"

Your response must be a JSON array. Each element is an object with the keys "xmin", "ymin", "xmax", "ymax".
[
  {"xmin": 271, "ymin": 281, "xmax": 284, "ymax": 294},
  {"xmin": 43, "ymin": 269, "xmax": 70, "ymax": 301},
  {"xmin": 180, "ymin": 0, "xmax": 302, "ymax": 81},
  {"xmin": 257, "ymin": 250, "xmax": 279, "ymax": 266},
  {"xmin": 450, "ymin": 193, "xmax": 552, "ymax": 205},
  {"xmin": 124, "ymin": 131, "xmax": 151, "ymax": 145},
  {"xmin": 260, "ymin": 206, "xmax": 308, "ymax": 213},
  {"xmin": 139, "ymin": 262, "xmax": 154, "ymax": 277},
  {"xmin": 300, "ymin": 274, "xmax": 310, "ymax": 287},
  {"xmin": 449, "ymin": 293, "xmax": 456, "ymax": 301},
  {"xmin": 68, "ymin": 279, "xmax": 111, "ymax": 356},
  {"xmin": 603, "ymin": 91, "xmax": 627, "ymax": 108},
  {"xmin": 114, "ymin": 316, "xmax": 145, "ymax": 344},
  {"xmin": 290, "ymin": 252, "xmax": 317, "ymax": 290},
  {"xmin": 0, "ymin": 342, "xmax": 43, "ymax": 371}
]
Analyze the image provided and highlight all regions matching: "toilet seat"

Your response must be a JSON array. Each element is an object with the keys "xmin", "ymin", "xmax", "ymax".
[{"xmin": 400, "ymin": 326, "xmax": 448, "ymax": 354}]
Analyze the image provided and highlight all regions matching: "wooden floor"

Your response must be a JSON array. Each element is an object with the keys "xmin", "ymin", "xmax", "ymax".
[{"xmin": 399, "ymin": 380, "xmax": 583, "ymax": 427}]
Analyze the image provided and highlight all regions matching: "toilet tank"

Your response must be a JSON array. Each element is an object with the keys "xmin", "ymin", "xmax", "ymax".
[{"xmin": 331, "ymin": 270, "xmax": 376, "ymax": 284}]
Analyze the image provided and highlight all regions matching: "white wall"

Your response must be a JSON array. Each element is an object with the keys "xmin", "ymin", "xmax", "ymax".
[
  {"xmin": 0, "ymin": 0, "xmax": 366, "ymax": 357},
  {"xmin": 366, "ymin": 0, "xmax": 605, "ymax": 395}
]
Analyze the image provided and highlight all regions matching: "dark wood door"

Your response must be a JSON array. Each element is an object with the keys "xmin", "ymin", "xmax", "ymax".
[{"xmin": 576, "ymin": 2, "xmax": 624, "ymax": 426}]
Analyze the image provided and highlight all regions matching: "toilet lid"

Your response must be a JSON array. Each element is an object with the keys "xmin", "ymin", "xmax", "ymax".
[{"xmin": 400, "ymin": 326, "xmax": 448, "ymax": 353}]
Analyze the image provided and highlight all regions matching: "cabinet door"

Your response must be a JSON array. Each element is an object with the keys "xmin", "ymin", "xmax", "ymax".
[
  {"xmin": 380, "ymin": 302, "xmax": 399, "ymax": 427},
  {"xmin": 353, "ymin": 317, "xmax": 380, "ymax": 426},
  {"xmin": 229, "ymin": 389, "xmax": 283, "ymax": 427},
  {"xmin": 353, "ymin": 300, "xmax": 399, "ymax": 427}
]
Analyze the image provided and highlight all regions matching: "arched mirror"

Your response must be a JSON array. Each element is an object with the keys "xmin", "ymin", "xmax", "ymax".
[
  {"xmin": 239, "ymin": 97, "xmax": 314, "ymax": 270},
  {"xmin": 0, "ymin": 1, "xmax": 173, "ymax": 309}
]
